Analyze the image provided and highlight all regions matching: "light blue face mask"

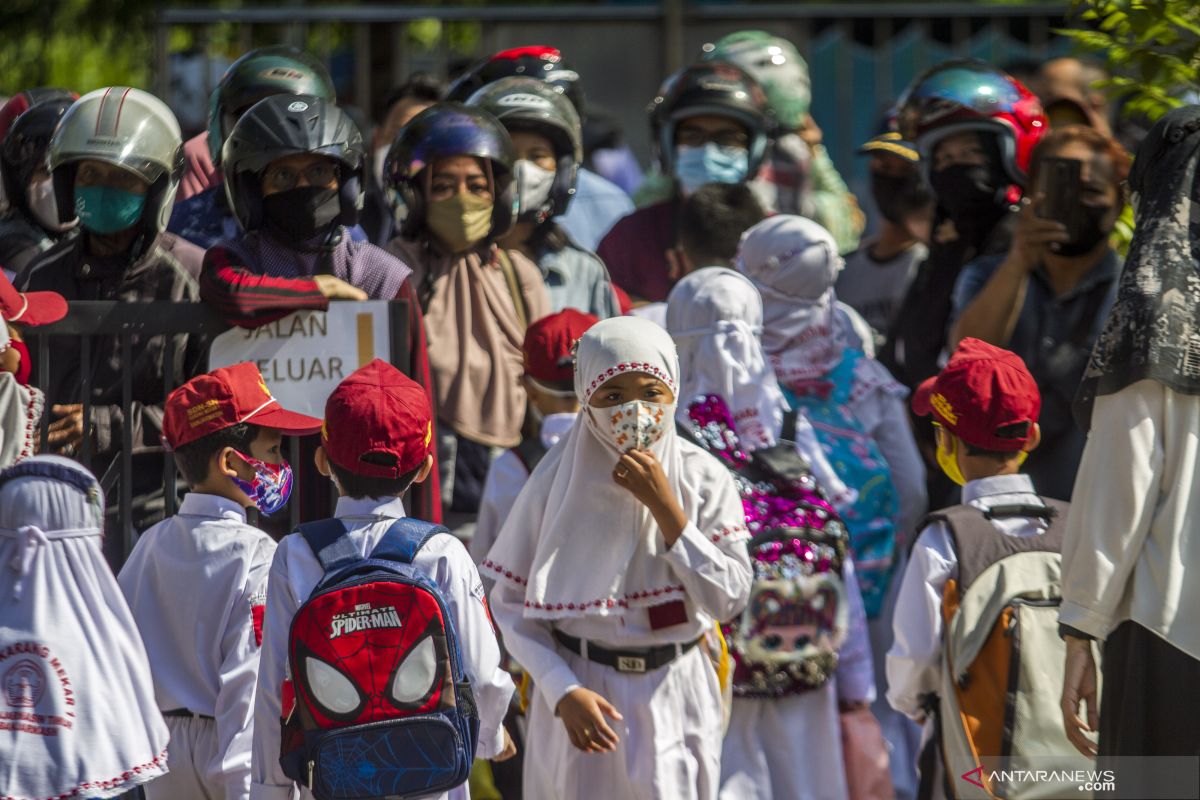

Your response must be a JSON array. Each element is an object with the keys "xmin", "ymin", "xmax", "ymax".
[
  {"xmin": 74, "ymin": 185, "xmax": 146, "ymax": 234},
  {"xmin": 674, "ymin": 143, "xmax": 750, "ymax": 195}
]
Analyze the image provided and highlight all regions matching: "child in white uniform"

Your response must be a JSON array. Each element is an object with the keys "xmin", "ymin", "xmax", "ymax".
[
  {"xmin": 251, "ymin": 359, "xmax": 516, "ymax": 800},
  {"xmin": 483, "ymin": 316, "xmax": 753, "ymax": 800},
  {"xmin": 120, "ymin": 362, "xmax": 323, "ymax": 800}
]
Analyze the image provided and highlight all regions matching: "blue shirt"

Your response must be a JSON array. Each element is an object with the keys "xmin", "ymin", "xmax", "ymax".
[
  {"xmin": 951, "ymin": 249, "xmax": 1121, "ymax": 500},
  {"xmin": 555, "ymin": 167, "xmax": 634, "ymax": 252}
]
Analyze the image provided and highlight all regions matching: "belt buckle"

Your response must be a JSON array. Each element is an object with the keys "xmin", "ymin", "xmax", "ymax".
[{"xmin": 616, "ymin": 655, "xmax": 647, "ymax": 673}]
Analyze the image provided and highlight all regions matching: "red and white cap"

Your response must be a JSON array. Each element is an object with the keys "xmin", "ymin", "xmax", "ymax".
[
  {"xmin": 0, "ymin": 271, "xmax": 67, "ymax": 327},
  {"xmin": 163, "ymin": 362, "xmax": 323, "ymax": 450}
]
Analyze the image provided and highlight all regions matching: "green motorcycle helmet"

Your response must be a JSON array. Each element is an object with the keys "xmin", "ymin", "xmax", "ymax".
[
  {"xmin": 702, "ymin": 30, "xmax": 811, "ymax": 130},
  {"xmin": 206, "ymin": 46, "xmax": 336, "ymax": 166}
]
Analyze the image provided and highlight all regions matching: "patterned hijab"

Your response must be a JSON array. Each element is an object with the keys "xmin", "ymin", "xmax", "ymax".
[{"xmin": 1077, "ymin": 105, "xmax": 1200, "ymax": 421}]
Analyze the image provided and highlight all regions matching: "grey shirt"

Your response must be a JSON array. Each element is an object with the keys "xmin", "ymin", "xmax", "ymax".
[{"xmin": 836, "ymin": 239, "xmax": 928, "ymax": 349}]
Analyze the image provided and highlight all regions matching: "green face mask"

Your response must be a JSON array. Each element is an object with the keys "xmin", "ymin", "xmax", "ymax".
[
  {"xmin": 426, "ymin": 193, "xmax": 493, "ymax": 254},
  {"xmin": 74, "ymin": 185, "xmax": 146, "ymax": 234}
]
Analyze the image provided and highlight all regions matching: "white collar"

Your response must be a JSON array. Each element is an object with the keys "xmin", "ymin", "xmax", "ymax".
[
  {"xmin": 334, "ymin": 495, "xmax": 408, "ymax": 520},
  {"xmin": 539, "ymin": 412, "xmax": 578, "ymax": 449},
  {"xmin": 179, "ymin": 492, "xmax": 249, "ymax": 522},
  {"xmin": 961, "ymin": 473, "xmax": 1037, "ymax": 505}
]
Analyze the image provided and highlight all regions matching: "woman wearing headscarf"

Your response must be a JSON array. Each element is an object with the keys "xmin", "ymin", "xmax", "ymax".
[
  {"xmin": 0, "ymin": 456, "xmax": 169, "ymax": 798},
  {"xmin": 736, "ymin": 215, "xmax": 927, "ymax": 796},
  {"xmin": 665, "ymin": 267, "xmax": 881, "ymax": 800},
  {"xmin": 483, "ymin": 316, "xmax": 752, "ymax": 800},
  {"xmin": 1059, "ymin": 106, "xmax": 1200, "ymax": 771}
]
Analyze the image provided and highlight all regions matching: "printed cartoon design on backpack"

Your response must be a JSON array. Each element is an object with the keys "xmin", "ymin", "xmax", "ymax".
[
  {"xmin": 682, "ymin": 394, "xmax": 849, "ymax": 697},
  {"xmin": 921, "ymin": 500, "xmax": 1098, "ymax": 800},
  {"xmin": 781, "ymin": 348, "xmax": 899, "ymax": 617},
  {"xmin": 280, "ymin": 517, "xmax": 479, "ymax": 800}
]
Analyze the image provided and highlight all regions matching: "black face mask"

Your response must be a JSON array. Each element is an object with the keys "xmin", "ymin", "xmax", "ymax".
[
  {"xmin": 929, "ymin": 163, "xmax": 1007, "ymax": 223},
  {"xmin": 1055, "ymin": 204, "xmax": 1114, "ymax": 257},
  {"xmin": 871, "ymin": 172, "xmax": 933, "ymax": 225},
  {"xmin": 261, "ymin": 186, "xmax": 341, "ymax": 242}
]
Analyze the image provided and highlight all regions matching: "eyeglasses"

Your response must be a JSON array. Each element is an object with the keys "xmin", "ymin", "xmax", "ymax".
[
  {"xmin": 262, "ymin": 162, "xmax": 339, "ymax": 193},
  {"xmin": 675, "ymin": 128, "xmax": 750, "ymax": 150}
]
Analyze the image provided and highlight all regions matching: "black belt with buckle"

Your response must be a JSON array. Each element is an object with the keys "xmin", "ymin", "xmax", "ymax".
[
  {"xmin": 162, "ymin": 708, "xmax": 215, "ymax": 720},
  {"xmin": 553, "ymin": 630, "xmax": 699, "ymax": 674}
]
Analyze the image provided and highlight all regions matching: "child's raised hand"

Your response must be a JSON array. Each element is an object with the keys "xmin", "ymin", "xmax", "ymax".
[
  {"xmin": 556, "ymin": 687, "xmax": 623, "ymax": 753},
  {"xmin": 613, "ymin": 449, "xmax": 688, "ymax": 546}
]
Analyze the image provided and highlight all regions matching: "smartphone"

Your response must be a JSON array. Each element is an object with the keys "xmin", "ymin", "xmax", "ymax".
[{"xmin": 1036, "ymin": 156, "xmax": 1084, "ymax": 244}]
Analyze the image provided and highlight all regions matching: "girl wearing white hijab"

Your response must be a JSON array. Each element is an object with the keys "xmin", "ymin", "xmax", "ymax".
[
  {"xmin": 483, "ymin": 316, "xmax": 752, "ymax": 800},
  {"xmin": 0, "ymin": 455, "xmax": 169, "ymax": 798},
  {"xmin": 737, "ymin": 215, "xmax": 927, "ymax": 796},
  {"xmin": 667, "ymin": 267, "xmax": 880, "ymax": 800}
]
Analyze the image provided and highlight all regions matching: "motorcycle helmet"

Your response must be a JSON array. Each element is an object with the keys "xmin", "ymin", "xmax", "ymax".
[
  {"xmin": 207, "ymin": 46, "xmax": 337, "ymax": 166},
  {"xmin": 445, "ymin": 45, "xmax": 585, "ymax": 117},
  {"xmin": 701, "ymin": 31, "xmax": 811, "ymax": 130},
  {"xmin": 47, "ymin": 87, "xmax": 183, "ymax": 255},
  {"xmin": 384, "ymin": 102, "xmax": 517, "ymax": 240},
  {"xmin": 1, "ymin": 93, "xmax": 77, "ymax": 220},
  {"xmin": 466, "ymin": 76, "xmax": 582, "ymax": 222},
  {"xmin": 221, "ymin": 94, "xmax": 363, "ymax": 233},
  {"xmin": 897, "ymin": 59, "xmax": 1047, "ymax": 187},
  {"xmin": 648, "ymin": 61, "xmax": 773, "ymax": 177}
]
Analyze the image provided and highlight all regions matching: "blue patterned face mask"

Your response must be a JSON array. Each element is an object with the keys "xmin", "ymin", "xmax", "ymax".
[
  {"xmin": 231, "ymin": 451, "xmax": 294, "ymax": 516},
  {"xmin": 674, "ymin": 143, "xmax": 750, "ymax": 195},
  {"xmin": 74, "ymin": 185, "xmax": 145, "ymax": 234}
]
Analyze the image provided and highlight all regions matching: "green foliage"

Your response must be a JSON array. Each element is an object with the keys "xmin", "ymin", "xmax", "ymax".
[{"xmin": 1061, "ymin": 0, "xmax": 1200, "ymax": 121}]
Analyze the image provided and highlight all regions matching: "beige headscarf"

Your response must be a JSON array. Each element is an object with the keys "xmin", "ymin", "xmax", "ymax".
[{"xmin": 387, "ymin": 237, "xmax": 549, "ymax": 448}]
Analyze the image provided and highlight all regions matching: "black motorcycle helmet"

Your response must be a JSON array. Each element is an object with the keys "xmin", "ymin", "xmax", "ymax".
[
  {"xmin": 207, "ymin": 46, "xmax": 337, "ymax": 166},
  {"xmin": 466, "ymin": 77, "xmax": 583, "ymax": 222},
  {"xmin": 444, "ymin": 46, "xmax": 585, "ymax": 118},
  {"xmin": 1, "ymin": 94, "xmax": 76, "ymax": 217},
  {"xmin": 648, "ymin": 61, "xmax": 774, "ymax": 177},
  {"xmin": 384, "ymin": 102, "xmax": 517, "ymax": 240},
  {"xmin": 221, "ymin": 94, "xmax": 364, "ymax": 233}
]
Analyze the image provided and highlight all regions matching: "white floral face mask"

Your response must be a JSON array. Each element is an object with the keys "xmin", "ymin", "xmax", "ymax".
[{"xmin": 588, "ymin": 399, "xmax": 671, "ymax": 453}]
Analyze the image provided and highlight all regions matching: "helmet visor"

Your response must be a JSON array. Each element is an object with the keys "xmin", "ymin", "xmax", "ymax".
[{"xmin": 901, "ymin": 65, "xmax": 1024, "ymax": 134}]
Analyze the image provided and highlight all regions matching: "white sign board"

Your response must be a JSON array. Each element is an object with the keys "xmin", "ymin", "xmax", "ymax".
[{"xmin": 208, "ymin": 301, "xmax": 392, "ymax": 418}]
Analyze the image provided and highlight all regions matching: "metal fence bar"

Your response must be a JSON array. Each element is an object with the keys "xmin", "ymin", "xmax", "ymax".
[
  {"xmin": 119, "ymin": 333, "xmax": 134, "ymax": 562},
  {"xmin": 162, "ymin": 335, "xmax": 179, "ymax": 518},
  {"xmin": 79, "ymin": 334, "xmax": 92, "ymax": 471}
]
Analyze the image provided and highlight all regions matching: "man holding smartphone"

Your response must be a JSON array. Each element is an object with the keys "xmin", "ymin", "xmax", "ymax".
[{"xmin": 949, "ymin": 125, "xmax": 1130, "ymax": 500}]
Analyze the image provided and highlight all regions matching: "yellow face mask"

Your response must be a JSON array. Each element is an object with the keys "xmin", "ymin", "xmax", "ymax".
[
  {"xmin": 426, "ymin": 192, "xmax": 493, "ymax": 254},
  {"xmin": 935, "ymin": 422, "xmax": 1027, "ymax": 486}
]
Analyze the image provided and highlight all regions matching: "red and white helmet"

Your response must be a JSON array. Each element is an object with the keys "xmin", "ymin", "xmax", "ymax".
[{"xmin": 897, "ymin": 59, "xmax": 1047, "ymax": 188}]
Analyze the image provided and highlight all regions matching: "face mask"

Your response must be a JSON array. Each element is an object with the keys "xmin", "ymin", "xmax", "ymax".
[
  {"xmin": 426, "ymin": 192, "xmax": 493, "ymax": 253},
  {"xmin": 5, "ymin": 339, "xmax": 32, "ymax": 386},
  {"xmin": 929, "ymin": 163, "xmax": 1005, "ymax": 222},
  {"xmin": 935, "ymin": 433, "xmax": 967, "ymax": 487},
  {"xmin": 589, "ymin": 399, "xmax": 671, "ymax": 453},
  {"xmin": 230, "ymin": 451, "xmax": 294, "ymax": 516},
  {"xmin": 262, "ymin": 186, "xmax": 342, "ymax": 242},
  {"xmin": 1054, "ymin": 204, "xmax": 1114, "ymax": 257},
  {"xmin": 674, "ymin": 143, "xmax": 749, "ymax": 195},
  {"xmin": 74, "ymin": 185, "xmax": 146, "ymax": 234},
  {"xmin": 516, "ymin": 160, "xmax": 555, "ymax": 219},
  {"xmin": 373, "ymin": 145, "xmax": 391, "ymax": 188},
  {"xmin": 871, "ymin": 172, "xmax": 933, "ymax": 225},
  {"xmin": 27, "ymin": 177, "xmax": 75, "ymax": 233}
]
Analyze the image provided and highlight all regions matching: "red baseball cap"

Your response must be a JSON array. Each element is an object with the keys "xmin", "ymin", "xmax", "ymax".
[
  {"xmin": 523, "ymin": 308, "xmax": 598, "ymax": 384},
  {"xmin": 0, "ymin": 270, "xmax": 67, "ymax": 327},
  {"xmin": 163, "ymin": 362, "xmax": 323, "ymax": 450},
  {"xmin": 912, "ymin": 338, "xmax": 1041, "ymax": 452},
  {"xmin": 322, "ymin": 359, "xmax": 434, "ymax": 478}
]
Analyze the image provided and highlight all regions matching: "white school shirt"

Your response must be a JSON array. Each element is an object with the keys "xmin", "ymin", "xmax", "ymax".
[
  {"xmin": 118, "ymin": 492, "xmax": 274, "ymax": 800},
  {"xmin": 885, "ymin": 473, "xmax": 1049, "ymax": 724},
  {"xmin": 471, "ymin": 412, "xmax": 577, "ymax": 565},
  {"xmin": 490, "ymin": 520, "xmax": 752, "ymax": 714},
  {"xmin": 1060, "ymin": 380, "xmax": 1200, "ymax": 661},
  {"xmin": 250, "ymin": 496, "xmax": 515, "ymax": 800}
]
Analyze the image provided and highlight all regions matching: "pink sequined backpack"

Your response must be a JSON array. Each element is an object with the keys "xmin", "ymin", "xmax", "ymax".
[{"xmin": 681, "ymin": 394, "xmax": 850, "ymax": 697}]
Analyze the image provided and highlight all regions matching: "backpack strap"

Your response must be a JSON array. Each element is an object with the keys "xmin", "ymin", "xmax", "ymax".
[
  {"xmin": 298, "ymin": 518, "xmax": 359, "ymax": 573},
  {"xmin": 780, "ymin": 408, "xmax": 799, "ymax": 443},
  {"xmin": 370, "ymin": 518, "xmax": 451, "ymax": 565}
]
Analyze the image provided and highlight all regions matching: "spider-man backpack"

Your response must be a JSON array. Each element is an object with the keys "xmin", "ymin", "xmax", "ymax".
[{"xmin": 279, "ymin": 518, "xmax": 479, "ymax": 800}]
